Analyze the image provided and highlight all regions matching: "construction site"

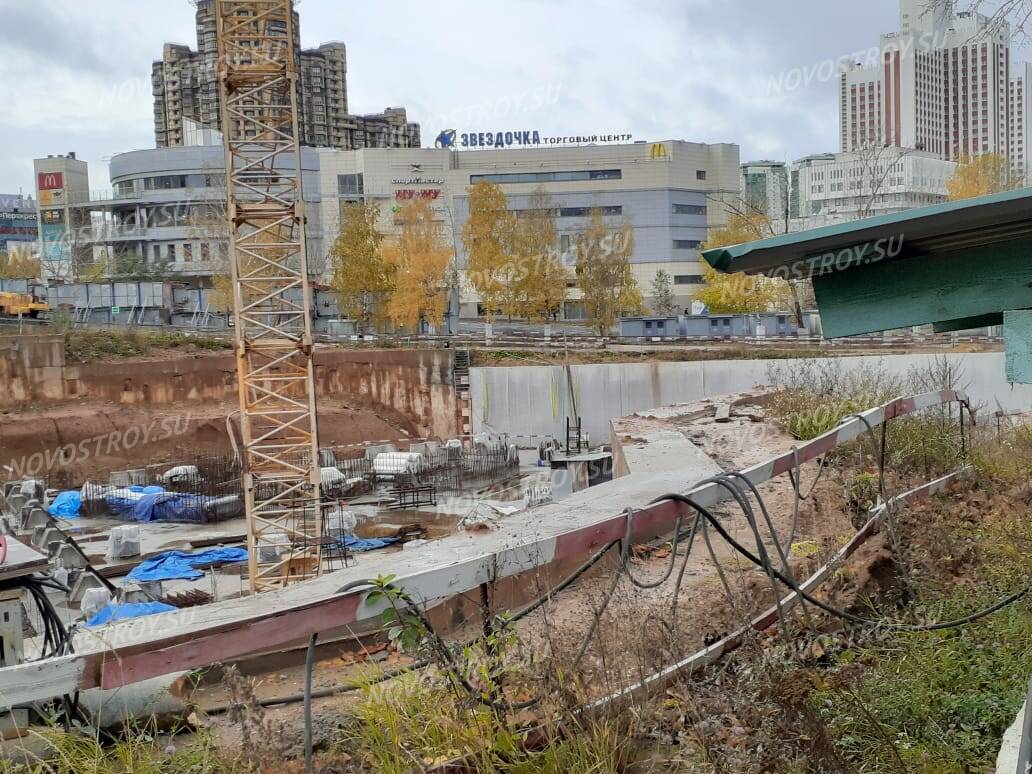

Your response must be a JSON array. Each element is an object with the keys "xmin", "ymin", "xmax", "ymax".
[{"xmin": 4, "ymin": 2, "xmax": 1032, "ymax": 773}]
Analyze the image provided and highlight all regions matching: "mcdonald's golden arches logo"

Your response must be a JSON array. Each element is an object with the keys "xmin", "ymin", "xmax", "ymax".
[{"xmin": 649, "ymin": 143, "xmax": 668, "ymax": 160}]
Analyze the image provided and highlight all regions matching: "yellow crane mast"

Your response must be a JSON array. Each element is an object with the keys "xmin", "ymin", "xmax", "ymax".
[{"xmin": 214, "ymin": 0, "xmax": 323, "ymax": 592}]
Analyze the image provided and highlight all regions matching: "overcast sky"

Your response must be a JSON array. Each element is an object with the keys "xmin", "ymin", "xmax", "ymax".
[{"xmin": 0, "ymin": 0, "xmax": 1022, "ymax": 195}]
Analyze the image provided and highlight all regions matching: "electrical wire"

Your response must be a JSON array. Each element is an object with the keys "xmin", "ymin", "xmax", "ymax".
[{"xmin": 650, "ymin": 492, "xmax": 1032, "ymax": 632}]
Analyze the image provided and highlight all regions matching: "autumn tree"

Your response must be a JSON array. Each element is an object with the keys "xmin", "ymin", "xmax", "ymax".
[
  {"xmin": 947, "ymin": 153, "xmax": 1020, "ymax": 201},
  {"xmin": 649, "ymin": 269, "xmax": 676, "ymax": 316},
  {"xmin": 0, "ymin": 251, "xmax": 41, "ymax": 280},
  {"xmin": 509, "ymin": 187, "xmax": 567, "ymax": 322},
  {"xmin": 694, "ymin": 211, "xmax": 791, "ymax": 314},
  {"xmin": 329, "ymin": 201, "xmax": 393, "ymax": 331},
  {"xmin": 462, "ymin": 181, "xmax": 515, "ymax": 320},
  {"xmin": 574, "ymin": 209, "xmax": 643, "ymax": 335},
  {"xmin": 384, "ymin": 198, "xmax": 453, "ymax": 332}
]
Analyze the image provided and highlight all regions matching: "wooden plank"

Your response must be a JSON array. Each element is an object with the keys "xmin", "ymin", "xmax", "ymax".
[{"xmin": 813, "ymin": 239, "xmax": 1032, "ymax": 338}]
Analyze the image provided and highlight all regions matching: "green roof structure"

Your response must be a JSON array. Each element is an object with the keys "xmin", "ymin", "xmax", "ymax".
[{"xmin": 701, "ymin": 188, "xmax": 1032, "ymax": 382}]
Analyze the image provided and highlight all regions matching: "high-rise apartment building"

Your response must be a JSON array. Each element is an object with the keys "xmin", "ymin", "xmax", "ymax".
[
  {"xmin": 1009, "ymin": 62, "xmax": 1032, "ymax": 183},
  {"xmin": 152, "ymin": 0, "xmax": 420, "ymax": 150},
  {"xmin": 740, "ymin": 161, "xmax": 789, "ymax": 224},
  {"xmin": 839, "ymin": 0, "xmax": 1020, "ymax": 165}
]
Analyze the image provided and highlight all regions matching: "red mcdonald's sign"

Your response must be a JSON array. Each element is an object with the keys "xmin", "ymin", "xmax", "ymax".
[{"xmin": 38, "ymin": 172, "xmax": 64, "ymax": 191}]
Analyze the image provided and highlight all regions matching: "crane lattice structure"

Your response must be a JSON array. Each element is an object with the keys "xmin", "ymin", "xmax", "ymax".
[{"xmin": 215, "ymin": 0, "xmax": 323, "ymax": 592}]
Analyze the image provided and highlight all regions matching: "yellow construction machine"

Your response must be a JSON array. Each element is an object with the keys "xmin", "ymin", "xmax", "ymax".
[{"xmin": 0, "ymin": 290, "xmax": 49, "ymax": 318}]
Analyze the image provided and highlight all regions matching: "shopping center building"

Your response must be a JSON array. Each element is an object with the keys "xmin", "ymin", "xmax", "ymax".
[
  {"xmin": 38, "ymin": 137, "xmax": 738, "ymax": 319},
  {"xmin": 317, "ymin": 139, "xmax": 740, "ymax": 316}
]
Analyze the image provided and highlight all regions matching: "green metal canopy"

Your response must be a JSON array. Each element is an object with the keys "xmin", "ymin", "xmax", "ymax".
[{"xmin": 701, "ymin": 187, "xmax": 1032, "ymax": 382}]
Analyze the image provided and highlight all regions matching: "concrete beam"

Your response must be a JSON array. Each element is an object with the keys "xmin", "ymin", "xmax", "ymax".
[{"xmin": 0, "ymin": 391, "xmax": 967, "ymax": 708}]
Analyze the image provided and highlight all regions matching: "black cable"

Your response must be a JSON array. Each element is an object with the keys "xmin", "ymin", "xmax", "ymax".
[{"xmin": 651, "ymin": 492, "xmax": 1031, "ymax": 632}]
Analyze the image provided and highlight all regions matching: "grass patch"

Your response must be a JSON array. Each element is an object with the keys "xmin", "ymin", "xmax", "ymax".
[
  {"xmin": 815, "ymin": 594, "xmax": 1032, "ymax": 773},
  {"xmin": 62, "ymin": 329, "xmax": 230, "ymax": 363},
  {"xmin": 346, "ymin": 671, "xmax": 635, "ymax": 773}
]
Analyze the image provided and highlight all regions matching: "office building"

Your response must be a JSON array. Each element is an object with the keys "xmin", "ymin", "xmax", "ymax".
[
  {"xmin": 789, "ymin": 147, "xmax": 954, "ymax": 227},
  {"xmin": 740, "ymin": 161, "xmax": 789, "ymax": 224},
  {"xmin": 152, "ymin": 0, "xmax": 420, "ymax": 150}
]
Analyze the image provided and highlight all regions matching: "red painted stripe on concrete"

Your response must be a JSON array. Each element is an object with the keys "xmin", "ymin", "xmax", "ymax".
[{"xmin": 97, "ymin": 593, "xmax": 365, "ymax": 690}]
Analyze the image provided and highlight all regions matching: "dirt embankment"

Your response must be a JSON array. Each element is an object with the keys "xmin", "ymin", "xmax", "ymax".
[{"xmin": 0, "ymin": 396, "xmax": 420, "ymax": 484}]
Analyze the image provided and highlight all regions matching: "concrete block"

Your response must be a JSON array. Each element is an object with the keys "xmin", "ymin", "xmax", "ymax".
[
  {"xmin": 23, "ymin": 508, "xmax": 53, "ymax": 532},
  {"xmin": 55, "ymin": 543, "xmax": 87, "ymax": 570},
  {"xmin": 70, "ymin": 572, "xmax": 106, "ymax": 606},
  {"xmin": 118, "ymin": 583, "xmax": 152, "ymax": 605},
  {"xmin": 81, "ymin": 587, "xmax": 111, "ymax": 619}
]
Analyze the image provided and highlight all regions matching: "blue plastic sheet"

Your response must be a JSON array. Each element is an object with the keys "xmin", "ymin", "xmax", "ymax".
[
  {"xmin": 127, "ymin": 547, "xmax": 249, "ymax": 582},
  {"xmin": 86, "ymin": 602, "xmax": 177, "ymax": 627},
  {"xmin": 342, "ymin": 536, "xmax": 399, "ymax": 553},
  {"xmin": 48, "ymin": 491, "xmax": 81, "ymax": 519},
  {"xmin": 106, "ymin": 488, "xmax": 218, "ymax": 524}
]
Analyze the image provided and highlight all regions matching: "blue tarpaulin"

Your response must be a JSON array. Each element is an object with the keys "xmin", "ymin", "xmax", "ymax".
[
  {"xmin": 342, "ymin": 536, "xmax": 399, "ymax": 553},
  {"xmin": 48, "ymin": 491, "xmax": 81, "ymax": 519},
  {"xmin": 127, "ymin": 547, "xmax": 249, "ymax": 582},
  {"xmin": 106, "ymin": 488, "xmax": 216, "ymax": 524},
  {"xmin": 86, "ymin": 602, "xmax": 177, "ymax": 627}
]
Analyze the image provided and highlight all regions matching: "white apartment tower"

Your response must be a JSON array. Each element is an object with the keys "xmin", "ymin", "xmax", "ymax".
[
  {"xmin": 1009, "ymin": 62, "xmax": 1032, "ymax": 183},
  {"xmin": 840, "ymin": 0, "xmax": 1019, "ymax": 165}
]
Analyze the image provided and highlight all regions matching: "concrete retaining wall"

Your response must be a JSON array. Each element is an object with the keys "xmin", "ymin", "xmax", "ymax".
[
  {"xmin": 470, "ymin": 353, "xmax": 1032, "ymax": 442},
  {"xmin": 0, "ymin": 335, "xmax": 460, "ymax": 439}
]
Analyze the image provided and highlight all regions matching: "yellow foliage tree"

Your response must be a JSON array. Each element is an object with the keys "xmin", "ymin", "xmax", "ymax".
[
  {"xmin": 384, "ymin": 199, "xmax": 453, "ymax": 332},
  {"xmin": 509, "ymin": 187, "xmax": 566, "ymax": 322},
  {"xmin": 0, "ymin": 251, "xmax": 41, "ymax": 280},
  {"xmin": 574, "ymin": 209, "xmax": 643, "ymax": 335},
  {"xmin": 694, "ymin": 211, "xmax": 790, "ymax": 314},
  {"xmin": 947, "ymin": 153, "xmax": 1020, "ymax": 201},
  {"xmin": 462, "ymin": 181, "xmax": 515, "ymax": 320},
  {"xmin": 329, "ymin": 202, "xmax": 393, "ymax": 331}
]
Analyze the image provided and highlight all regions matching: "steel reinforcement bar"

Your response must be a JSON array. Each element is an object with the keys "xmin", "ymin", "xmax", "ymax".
[{"xmin": 0, "ymin": 390, "xmax": 968, "ymax": 708}]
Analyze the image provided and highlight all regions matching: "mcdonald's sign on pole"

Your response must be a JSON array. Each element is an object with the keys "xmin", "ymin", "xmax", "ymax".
[{"xmin": 649, "ymin": 143, "xmax": 669, "ymax": 160}]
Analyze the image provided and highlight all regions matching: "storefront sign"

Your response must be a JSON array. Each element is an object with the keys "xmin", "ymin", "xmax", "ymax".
[
  {"xmin": 395, "ymin": 189, "xmax": 442, "ymax": 201},
  {"xmin": 452, "ymin": 131, "xmax": 633, "ymax": 150}
]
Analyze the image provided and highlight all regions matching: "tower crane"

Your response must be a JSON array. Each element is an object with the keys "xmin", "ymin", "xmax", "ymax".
[{"xmin": 214, "ymin": 0, "xmax": 323, "ymax": 592}]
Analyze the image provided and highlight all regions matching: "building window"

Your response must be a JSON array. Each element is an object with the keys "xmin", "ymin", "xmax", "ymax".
[
  {"xmin": 337, "ymin": 174, "xmax": 364, "ymax": 197},
  {"xmin": 168, "ymin": 244, "xmax": 177, "ymax": 262},
  {"xmin": 674, "ymin": 274, "xmax": 703, "ymax": 285},
  {"xmin": 696, "ymin": 170, "xmax": 707, "ymax": 180},
  {"xmin": 559, "ymin": 234, "xmax": 571, "ymax": 252},
  {"xmin": 183, "ymin": 244, "xmax": 193, "ymax": 261},
  {"xmin": 558, "ymin": 206, "xmax": 622, "ymax": 217},
  {"xmin": 470, "ymin": 169, "xmax": 622, "ymax": 185},
  {"xmin": 152, "ymin": 245, "xmax": 161, "ymax": 262},
  {"xmin": 673, "ymin": 240, "xmax": 702, "ymax": 250},
  {"xmin": 645, "ymin": 321, "xmax": 653, "ymax": 330},
  {"xmin": 673, "ymin": 204, "xmax": 707, "ymax": 215},
  {"xmin": 201, "ymin": 243, "xmax": 211, "ymax": 261}
]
